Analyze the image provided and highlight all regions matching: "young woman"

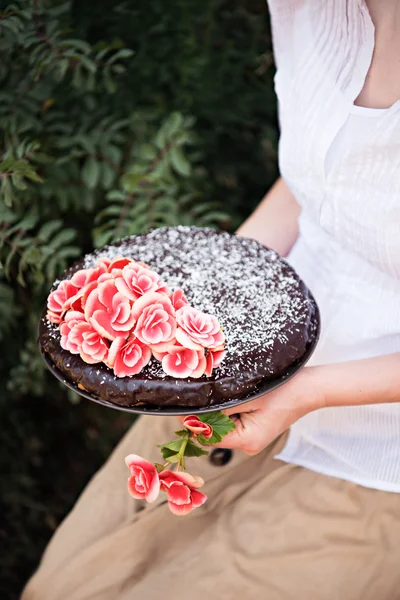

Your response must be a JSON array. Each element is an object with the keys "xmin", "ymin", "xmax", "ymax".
[{"xmin": 23, "ymin": 1, "xmax": 400, "ymax": 598}]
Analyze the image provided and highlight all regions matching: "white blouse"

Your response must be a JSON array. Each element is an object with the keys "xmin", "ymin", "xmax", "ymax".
[
  {"xmin": 325, "ymin": 104, "xmax": 388, "ymax": 176},
  {"xmin": 267, "ymin": 0, "xmax": 400, "ymax": 492}
]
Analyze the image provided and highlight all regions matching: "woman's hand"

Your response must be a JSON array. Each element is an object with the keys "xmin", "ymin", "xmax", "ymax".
[
  {"xmin": 213, "ymin": 351, "xmax": 400, "ymax": 454},
  {"xmin": 214, "ymin": 367, "xmax": 321, "ymax": 455}
]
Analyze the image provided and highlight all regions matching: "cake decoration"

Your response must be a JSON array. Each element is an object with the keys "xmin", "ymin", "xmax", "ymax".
[
  {"xmin": 39, "ymin": 227, "xmax": 318, "ymax": 409},
  {"xmin": 46, "ymin": 255, "xmax": 226, "ymax": 379}
]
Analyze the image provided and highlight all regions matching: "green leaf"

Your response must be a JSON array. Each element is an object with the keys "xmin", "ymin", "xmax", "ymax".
[
  {"xmin": 48, "ymin": 228, "xmax": 76, "ymax": 249},
  {"xmin": 106, "ymin": 48, "xmax": 134, "ymax": 66},
  {"xmin": 101, "ymin": 163, "xmax": 115, "ymax": 189},
  {"xmin": 25, "ymin": 170, "xmax": 43, "ymax": 184},
  {"xmin": 121, "ymin": 172, "xmax": 143, "ymax": 192},
  {"xmin": 159, "ymin": 447, "xmax": 180, "ymax": 462},
  {"xmin": 184, "ymin": 439, "xmax": 209, "ymax": 457},
  {"xmin": 164, "ymin": 112, "xmax": 183, "ymax": 137},
  {"xmin": 82, "ymin": 157, "xmax": 100, "ymax": 189},
  {"xmin": 170, "ymin": 146, "xmax": 191, "ymax": 177},
  {"xmin": 158, "ymin": 439, "xmax": 184, "ymax": 453},
  {"xmin": 139, "ymin": 143, "xmax": 157, "ymax": 161},
  {"xmin": 37, "ymin": 220, "xmax": 63, "ymax": 242},
  {"xmin": 59, "ymin": 39, "xmax": 92, "ymax": 54},
  {"xmin": 174, "ymin": 428, "xmax": 190, "ymax": 438},
  {"xmin": 11, "ymin": 173, "xmax": 27, "ymax": 190},
  {"xmin": 79, "ymin": 54, "xmax": 97, "ymax": 74},
  {"xmin": 2, "ymin": 178, "xmax": 14, "ymax": 207},
  {"xmin": 103, "ymin": 71, "xmax": 117, "ymax": 94},
  {"xmin": 197, "ymin": 411, "xmax": 236, "ymax": 445}
]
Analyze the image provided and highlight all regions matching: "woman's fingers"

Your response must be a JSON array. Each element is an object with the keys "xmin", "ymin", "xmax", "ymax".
[
  {"xmin": 222, "ymin": 396, "xmax": 265, "ymax": 417},
  {"xmin": 213, "ymin": 411, "xmax": 266, "ymax": 454}
]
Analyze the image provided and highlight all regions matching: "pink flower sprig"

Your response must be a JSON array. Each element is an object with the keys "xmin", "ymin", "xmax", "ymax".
[
  {"xmin": 46, "ymin": 255, "xmax": 227, "ymax": 379},
  {"xmin": 125, "ymin": 411, "xmax": 235, "ymax": 516}
]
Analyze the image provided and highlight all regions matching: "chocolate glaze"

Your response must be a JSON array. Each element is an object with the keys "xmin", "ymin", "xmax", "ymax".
[{"xmin": 39, "ymin": 227, "xmax": 318, "ymax": 408}]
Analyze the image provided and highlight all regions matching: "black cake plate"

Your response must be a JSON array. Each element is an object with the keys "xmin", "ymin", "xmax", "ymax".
[{"xmin": 39, "ymin": 304, "xmax": 320, "ymax": 417}]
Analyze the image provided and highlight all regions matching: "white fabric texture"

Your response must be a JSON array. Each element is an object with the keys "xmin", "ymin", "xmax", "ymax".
[
  {"xmin": 268, "ymin": 0, "xmax": 400, "ymax": 491},
  {"xmin": 325, "ymin": 105, "xmax": 388, "ymax": 175}
]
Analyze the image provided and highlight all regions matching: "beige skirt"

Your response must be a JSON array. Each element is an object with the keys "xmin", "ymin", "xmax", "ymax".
[{"xmin": 22, "ymin": 415, "xmax": 400, "ymax": 600}]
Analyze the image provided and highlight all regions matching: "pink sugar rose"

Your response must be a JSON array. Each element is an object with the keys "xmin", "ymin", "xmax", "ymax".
[
  {"xmin": 84, "ymin": 279, "xmax": 136, "ymax": 341},
  {"xmin": 162, "ymin": 346, "xmax": 206, "ymax": 378},
  {"xmin": 132, "ymin": 292, "xmax": 176, "ymax": 346},
  {"xmin": 170, "ymin": 288, "xmax": 189, "ymax": 311},
  {"xmin": 47, "ymin": 279, "xmax": 80, "ymax": 320},
  {"xmin": 183, "ymin": 415, "xmax": 213, "ymax": 439},
  {"xmin": 159, "ymin": 470, "xmax": 207, "ymax": 516},
  {"xmin": 60, "ymin": 311, "xmax": 86, "ymax": 353},
  {"xmin": 205, "ymin": 348, "xmax": 227, "ymax": 377},
  {"xmin": 115, "ymin": 264, "xmax": 169, "ymax": 302},
  {"xmin": 125, "ymin": 454, "xmax": 160, "ymax": 503},
  {"xmin": 67, "ymin": 320, "xmax": 109, "ymax": 364},
  {"xmin": 108, "ymin": 335, "xmax": 152, "ymax": 377},
  {"xmin": 175, "ymin": 306, "xmax": 225, "ymax": 350}
]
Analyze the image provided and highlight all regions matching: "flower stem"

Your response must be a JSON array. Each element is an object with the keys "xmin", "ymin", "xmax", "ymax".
[{"xmin": 176, "ymin": 433, "xmax": 190, "ymax": 471}]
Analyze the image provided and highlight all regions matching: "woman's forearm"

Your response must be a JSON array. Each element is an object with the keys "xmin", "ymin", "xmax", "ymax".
[
  {"xmin": 307, "ymin": 353, "xmax": 400, "ymax": 412},
  {"xmin": 236, "ymin": 177, "xmax": 301, "ymax": 257}
]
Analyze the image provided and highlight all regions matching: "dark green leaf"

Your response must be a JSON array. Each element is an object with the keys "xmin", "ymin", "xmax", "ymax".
[
  {"xmin": 159, "ymin": 447, "xmax": 180, "ymax": 463},
  {"xmin": 174, "ymin": 429, "xmax": 190, "ymax": 438},
  {"xmin": 197, "ymin": 411, "xmax": 236, "ymax": 445},
  {"xmin": 82, "ymin": 158, "xmax": 100, "ymax": 189},
  {"xmin": 170, "ymin": 146, "xmax": 191, "ymax": 177},
  {"xmin": 158, "ymin": 439, "xmax": 185, "ymax": 453},
  {"xmin": 37, "ymin": 220, "xmax": 63, "ymax": 242},
  {"xmin": 184, "ymin": 439, "xmax": 209, "ymax": 457}
]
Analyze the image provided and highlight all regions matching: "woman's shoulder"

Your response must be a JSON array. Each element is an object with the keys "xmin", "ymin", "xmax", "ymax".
[
  {"xmin": 267, "ymin": 0, "xmax": 310, "ymax": 68},
  {"xmin": 267, "ymin": 0, "xmax": 345, "ymax": 68}
]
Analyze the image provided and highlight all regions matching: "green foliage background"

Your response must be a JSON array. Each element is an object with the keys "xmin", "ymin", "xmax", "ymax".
[{"xmin": 0, "ymin": 0, "xmax": 278, "ymax": 595}]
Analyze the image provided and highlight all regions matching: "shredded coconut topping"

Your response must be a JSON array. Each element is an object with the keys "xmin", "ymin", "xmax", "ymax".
[{"xmin": 73, "ymin": 226, "xmax": 311, "ymax": 379}]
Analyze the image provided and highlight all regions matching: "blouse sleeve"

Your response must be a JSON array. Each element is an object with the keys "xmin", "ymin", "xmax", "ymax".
[{"xmin": 267, "ymin": 0, "xmax": 304, "ymax": 69}]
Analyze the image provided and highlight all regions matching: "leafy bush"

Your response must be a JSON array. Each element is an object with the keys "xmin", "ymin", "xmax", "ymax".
[{"xmin": 0, "ymin": 0, "xmax": 277, "ymax": 595}]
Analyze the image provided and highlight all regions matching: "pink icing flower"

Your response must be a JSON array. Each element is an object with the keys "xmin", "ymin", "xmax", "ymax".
[
  {"xmin": 205, "ymin": 348, "xmax": 227, "ymax": 377},
  {"xmin": 108, "ymin": 335, "xmax": 152, "ymax": 377},
  {"xmin": 125, "ymin": 454, "xmax": 160, "ymax": 503},
  {"xmin": 60, "ymin": 311, "xmax": 86, "ymax": 353},
  {"xmin": 183, "ymin": 415, "xmax": 213, "ymax": 439},
  {"xmin": 170, "ymin": 288, "xmax": 189, "ymax": 311},
  {"xmin": 176, "ymin": 306, "xmax": 225, "ymax": 350},
  {"xmin": 84, "ymin": 279, "xmax": 135, "ymax": 341},
  {"xmin": 162, "ymin": 346, "xmax": 206, "ymax": 378},
  {"xmin": 66, "ymin": 320, "xmax": 109, "ymax": 364},
  {"xmin": 159, "ymin": 470, "xmax": 207, "ymax": 516},
  {"xmin": 132, "ymin": 292, "xmax": 176, "ymax": 346},
  {"xmin": 47, "ymin": 279, "xmax": 80, "ymax": 320},
  {"xmin": 115, "ymin": 264, "xmax": 169, "ymax": 302}
]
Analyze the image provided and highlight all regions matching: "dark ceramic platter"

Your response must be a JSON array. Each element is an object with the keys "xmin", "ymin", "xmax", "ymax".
[{"xmin": 39, "ymin": 305, "xmax": 320, "ymax": 416}]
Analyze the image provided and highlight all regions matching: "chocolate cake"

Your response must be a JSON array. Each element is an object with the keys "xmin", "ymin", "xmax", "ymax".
[{"xmin": 39, "ymin": 226, "xmax": 319, "ymax": 408}]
